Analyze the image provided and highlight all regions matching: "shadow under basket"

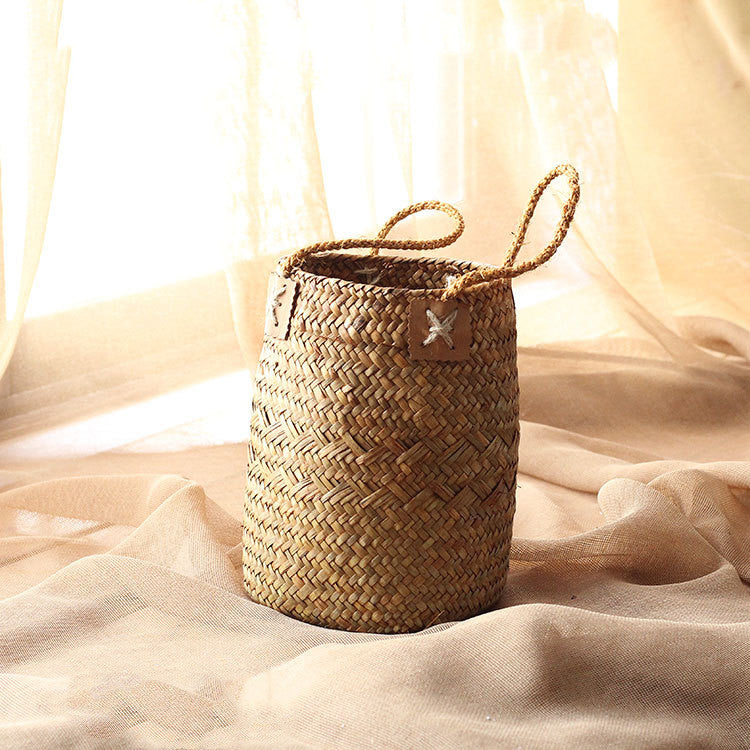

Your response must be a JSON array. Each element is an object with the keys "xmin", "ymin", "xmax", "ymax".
[{"xmin": 242, "ymin": 165, "xmax": 580, "ymax": 633}]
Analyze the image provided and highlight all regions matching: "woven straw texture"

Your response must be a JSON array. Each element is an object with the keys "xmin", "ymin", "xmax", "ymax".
[{"xmin": 243, "ymin": 165, "xmax": 580, "ymax": 633}]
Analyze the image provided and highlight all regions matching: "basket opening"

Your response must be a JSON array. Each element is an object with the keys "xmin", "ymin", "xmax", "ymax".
[{"xmin": 298, "ymin": 252, "xmax": 478, "ymax": 293}]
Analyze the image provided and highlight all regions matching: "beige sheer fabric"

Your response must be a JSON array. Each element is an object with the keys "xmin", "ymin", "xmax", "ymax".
[
  {"xmin": 0, "ymin": 0, "xmax": 68, "ymax": 376},
  {"xmin": 2, "ymin": 0, "xmax": 750, "ymax": 747}
]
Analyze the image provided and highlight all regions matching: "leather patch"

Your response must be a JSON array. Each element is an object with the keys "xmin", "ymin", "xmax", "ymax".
[
  {"xmin": 264, "ymin": 274, "xmax": 298, "ymax": 339},
  {"xmin": 408, "ymin": 298, "xmax": 471, "ymax": 361}
]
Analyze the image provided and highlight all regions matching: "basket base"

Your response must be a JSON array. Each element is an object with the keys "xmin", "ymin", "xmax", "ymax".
[{"xmin": 241, "ymin": 537, "xmax": 511, "ymax": 634}]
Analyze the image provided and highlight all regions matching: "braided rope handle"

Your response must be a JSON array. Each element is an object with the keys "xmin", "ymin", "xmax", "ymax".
[
  {"xmin": 443, "ymin": 164, "xmax": 580, "ymax": 298},
  {"xmin": 279, "ymin": 164, "xmax": 580, "ymax": 298},
  {"xmin": 279, "ymin": 201, "xmax": 464, "ymax": 277}
]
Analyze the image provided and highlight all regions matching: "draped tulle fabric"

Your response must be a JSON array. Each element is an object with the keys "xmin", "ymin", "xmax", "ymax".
[{"xmin": 1, "ymin": 1, "xmax": 749, "ymax": 747}]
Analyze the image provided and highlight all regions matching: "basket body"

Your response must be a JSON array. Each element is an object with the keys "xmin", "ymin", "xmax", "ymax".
[{"xmin": 243, "ymin": 252, "xmax": 519, "ymax": 633}]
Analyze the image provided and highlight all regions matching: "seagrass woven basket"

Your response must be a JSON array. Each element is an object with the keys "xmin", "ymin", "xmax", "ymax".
[{"xmin": 243, "ymin": 164, "xmax": 580, "ymax": 633}]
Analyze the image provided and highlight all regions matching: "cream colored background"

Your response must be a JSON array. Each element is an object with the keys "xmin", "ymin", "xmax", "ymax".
[{"xmin": 1, "ymin": 1, "xmax": 749, "ymax": 747}]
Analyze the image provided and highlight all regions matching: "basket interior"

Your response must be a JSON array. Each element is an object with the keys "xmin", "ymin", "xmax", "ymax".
[{"xmin": 299, "ymin": 252, "xmax": 479, "ymax": 293}]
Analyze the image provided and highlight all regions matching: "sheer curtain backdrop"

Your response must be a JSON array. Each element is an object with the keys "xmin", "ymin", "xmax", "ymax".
[{"xmin": 1, "ymin": 1, "xmax": 749, "ymax": 748}]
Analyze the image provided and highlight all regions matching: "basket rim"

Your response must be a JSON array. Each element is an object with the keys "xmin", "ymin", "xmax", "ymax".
[{"xmin": 285, "ymin": 251, "xmax": 511, "ymax": 298}]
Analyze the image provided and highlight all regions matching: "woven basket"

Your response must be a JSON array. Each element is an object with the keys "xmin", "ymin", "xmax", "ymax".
[{"xmin": 243, "ymin": 165, "xmax": 580, "ymax": 633}]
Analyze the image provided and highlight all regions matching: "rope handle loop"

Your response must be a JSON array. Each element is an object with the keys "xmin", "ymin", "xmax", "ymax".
[
  {"xmin": 442, "ymin": 164, "xmax": 580, "ymax": 298},
  {"xmin": 279, "ymin": 164, "xmax": 580, "ymax": 297},
  {"xmin": 279, "ymin": 201, "xmax": 465, "ymax": 277}
]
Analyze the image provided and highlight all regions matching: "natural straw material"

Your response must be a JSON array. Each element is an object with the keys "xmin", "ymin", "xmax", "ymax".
[{"xmin": 243, "ymin": 165, "xmax": 581, "ymax": 633}]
